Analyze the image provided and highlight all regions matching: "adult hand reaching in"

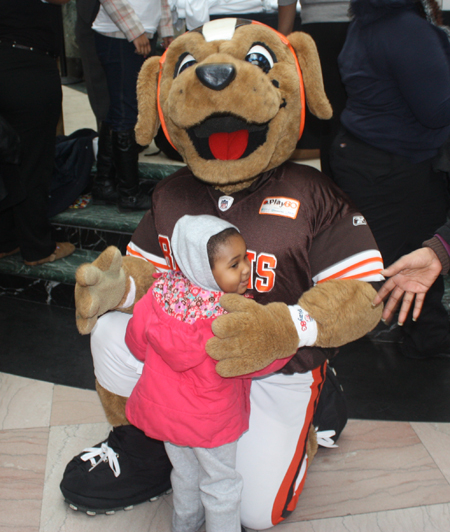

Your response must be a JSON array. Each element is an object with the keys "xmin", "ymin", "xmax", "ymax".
[{"xmin": 373, "ymin": 247, "xmax": 442, "ymax": 325}]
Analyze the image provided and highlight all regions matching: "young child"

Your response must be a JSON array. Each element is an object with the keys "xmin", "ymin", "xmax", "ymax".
[{"xmin": 125, "ymin": 214, "xmax": 292, "ymax": 532}]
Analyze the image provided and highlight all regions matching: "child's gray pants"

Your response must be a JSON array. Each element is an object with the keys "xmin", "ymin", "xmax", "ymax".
[{"xmin": 164, "ymin": 440, "xmax": 242, "ymax": 532}]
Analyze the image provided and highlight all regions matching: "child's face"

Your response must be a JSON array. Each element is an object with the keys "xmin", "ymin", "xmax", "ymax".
[{"xmin": 211, "ymin": 234, "xmax": 251, "ymax": 294}]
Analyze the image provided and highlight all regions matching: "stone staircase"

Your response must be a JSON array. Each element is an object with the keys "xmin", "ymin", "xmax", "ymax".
[{"xmin": 0, "ymin": 162, "xmax": 182, "ymax": 309}]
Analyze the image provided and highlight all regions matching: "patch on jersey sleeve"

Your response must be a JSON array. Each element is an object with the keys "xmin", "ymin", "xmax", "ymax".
[{"xmin": 259, "ymin": 197, "xmax": 300, "ymax": 219}]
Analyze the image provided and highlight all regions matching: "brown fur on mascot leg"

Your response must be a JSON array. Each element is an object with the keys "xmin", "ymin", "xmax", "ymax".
[
  {"xmin": 95, "ymin": 380, "xmax": 129, "ymax": 427},
  {"xmin": 306, "ymin": 425, "xmax": 319, "ymax": 466}
]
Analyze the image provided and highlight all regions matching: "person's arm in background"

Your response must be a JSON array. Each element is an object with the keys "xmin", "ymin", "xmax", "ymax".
[
  {"xmin": 100, "ymin": 0, "xmax": 150, "ymax": 56},
  {"xmin": 373, "ymin": 224, "xmax": 450, "ymax": 324},
  {"xmin": 278, "ymin": 0, "xmax": 297, "ymax": 36},
  {"xmin": 159, "ymin": 0, "xmax": 174, "ymax": 50}
]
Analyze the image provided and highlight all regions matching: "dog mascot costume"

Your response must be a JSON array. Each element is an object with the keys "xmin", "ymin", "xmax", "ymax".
[{"xmin": 60, "ymin": 18, "xmax": 384, "ymax": 529}]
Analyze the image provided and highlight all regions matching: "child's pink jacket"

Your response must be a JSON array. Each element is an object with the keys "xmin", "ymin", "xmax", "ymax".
[{"xmin": 125, "ymin": 290, "xmax": 292, "ymax": 448}]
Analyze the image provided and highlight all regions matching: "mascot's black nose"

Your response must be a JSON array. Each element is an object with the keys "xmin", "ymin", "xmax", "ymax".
[{"xmin": 196, "ymin": 64, "xmax": 236, "ymax": 91}]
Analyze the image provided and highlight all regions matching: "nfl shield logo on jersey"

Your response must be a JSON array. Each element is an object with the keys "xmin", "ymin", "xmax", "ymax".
[
  {"xmin": 353, "ymin": 215, "xmax": 367, "ymax": 226},
  {"xmin": 218, "ymin": 196, "xmax": 234, "ymax": 211}
]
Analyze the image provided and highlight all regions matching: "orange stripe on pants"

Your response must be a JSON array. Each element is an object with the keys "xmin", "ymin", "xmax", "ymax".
[{"xmin": 271, "ymin": 363, "xmax": 326, "ymax": 524}]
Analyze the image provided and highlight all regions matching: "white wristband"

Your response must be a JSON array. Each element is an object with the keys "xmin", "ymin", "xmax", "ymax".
[
  {"xmin": 118, "ymin": 276, "xmax": 136, "ymax": 309},
  {"xmin": 288, "ymin": 304, "xmax": 318, "ymax": 348}
]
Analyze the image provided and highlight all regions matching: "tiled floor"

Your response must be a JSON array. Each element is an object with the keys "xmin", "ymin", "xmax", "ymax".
[
  {"xmin": 2, "ymin": 85, "xmax": 450, "ymax": 532},
  {"xmin": 3, "ymin": 370, "xmax": 450, "ymax": 532}
]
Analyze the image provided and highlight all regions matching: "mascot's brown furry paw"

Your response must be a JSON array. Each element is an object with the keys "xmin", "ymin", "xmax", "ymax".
[
  {"xmin": 300, "ymin": 279, "xmax": 382, "ymax": 348},
  {"xmin": 75, "ymin": 247, "xmax": 127, "ymax": 334},
  {"xmin": 75, "ymin": 247, "xmax": 156, "ymax": 334},
  {"xmin": 207, "ymin": 294, "xmax": 300, "ymax": 377},
  {"xmin": 207, "ymin": 281, "xmax": 382, "ymax": 377}
]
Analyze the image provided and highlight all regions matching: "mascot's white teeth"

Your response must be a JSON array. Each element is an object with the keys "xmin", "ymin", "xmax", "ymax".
[{"xmin": 187, "ymin": 115, "xmax": 268, "ymax": 161}]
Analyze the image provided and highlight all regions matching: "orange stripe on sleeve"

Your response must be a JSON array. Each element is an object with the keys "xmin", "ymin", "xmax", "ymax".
[
  {"xmin": 317, "ymin": 268, "xmax": 383, "ymax": 284},
  {"xmin": 126, "ymin": 245, "xmax": 169, "ymax": 270},
  {"xmin": 126, "ymin": 246, "xmax": 146, "ymax": 259},
  {"xmin": 317, "ymin": 257, "xmax": 383, "ymax": 283}
]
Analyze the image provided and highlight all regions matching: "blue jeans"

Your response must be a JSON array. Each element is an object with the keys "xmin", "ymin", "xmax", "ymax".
[{"xmin": 94, "ymin": 32, "xmax": 146, "ymax": 132}]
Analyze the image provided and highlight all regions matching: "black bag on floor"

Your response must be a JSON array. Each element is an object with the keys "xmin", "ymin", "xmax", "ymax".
[{"xmin": 48, "ymin": 128, "xmax": 97, "ymax": 217}]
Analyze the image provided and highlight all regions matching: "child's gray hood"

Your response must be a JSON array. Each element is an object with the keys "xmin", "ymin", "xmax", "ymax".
[{"xmin": 171, "ymin": 214, "xmax": 238, "ymax": 292}]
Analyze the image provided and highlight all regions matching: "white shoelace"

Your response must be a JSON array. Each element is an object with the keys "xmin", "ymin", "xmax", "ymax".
[
  {"xmin": 315, "ymin": 428, "xmax": 338, "ymax": 448},
  {"xmin": 80, "ymin": 442, "xmax": 121, "ymax": 477}
]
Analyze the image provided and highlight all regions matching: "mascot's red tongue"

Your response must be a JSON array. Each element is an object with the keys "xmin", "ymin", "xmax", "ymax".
[{"xmin": 208, "ymin": 130, "xmax": 249, "ymax": 160}]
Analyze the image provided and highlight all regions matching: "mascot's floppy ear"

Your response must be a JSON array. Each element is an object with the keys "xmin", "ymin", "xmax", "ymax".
[
  {"xmin": 288, "ymin": 32, "xmax": 333, "ymax": 120},
  {"xmin": 135, "ymin": 56, "xmax": 161, "ymax": 146}
]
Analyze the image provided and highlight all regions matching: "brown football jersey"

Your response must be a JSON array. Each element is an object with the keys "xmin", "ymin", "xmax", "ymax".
[{"xmin": 128, "ymin": 161, "xmax": 383, "ymax": 373}]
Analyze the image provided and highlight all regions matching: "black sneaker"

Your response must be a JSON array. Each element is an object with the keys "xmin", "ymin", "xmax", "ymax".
[{"xmin": 60, "ymin": 425, "xmax": 172, "ymax": 515}]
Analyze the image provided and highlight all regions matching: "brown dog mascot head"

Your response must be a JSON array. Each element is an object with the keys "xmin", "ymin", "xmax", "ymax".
[{"xmin": 135, "ymin": 18, "xmax": 332, "ymax": 192}]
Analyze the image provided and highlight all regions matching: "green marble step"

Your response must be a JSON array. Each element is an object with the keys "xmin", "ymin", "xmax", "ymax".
[
  {"xmin": 51, "ymin": 203, "xmax": 143, "ymax": 234},
  {"xmin": 50, "ymin": 162, "xmax": 183, "ymax": 234},
  {"xmin": 138, "ymin": 161, "xmax": 183, "ymax": 180},
  {"xmin": 0, "ymin": 248, "xmax": 100, "ymax": 285}
]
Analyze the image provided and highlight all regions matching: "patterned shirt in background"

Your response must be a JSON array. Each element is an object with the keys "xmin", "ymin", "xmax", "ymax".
[{"xmin": 100, "ymin": 0, "xmax": 174, "ymax": 41}]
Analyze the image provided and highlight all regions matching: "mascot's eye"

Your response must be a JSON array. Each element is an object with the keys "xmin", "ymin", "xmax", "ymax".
[
  {"xmin": 175, "ymin": 53, "xmax": 197, "ymax": 77},
  {"xmin": 245, "ymin": 45, "xmax": 275, "ymax": 74}
]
